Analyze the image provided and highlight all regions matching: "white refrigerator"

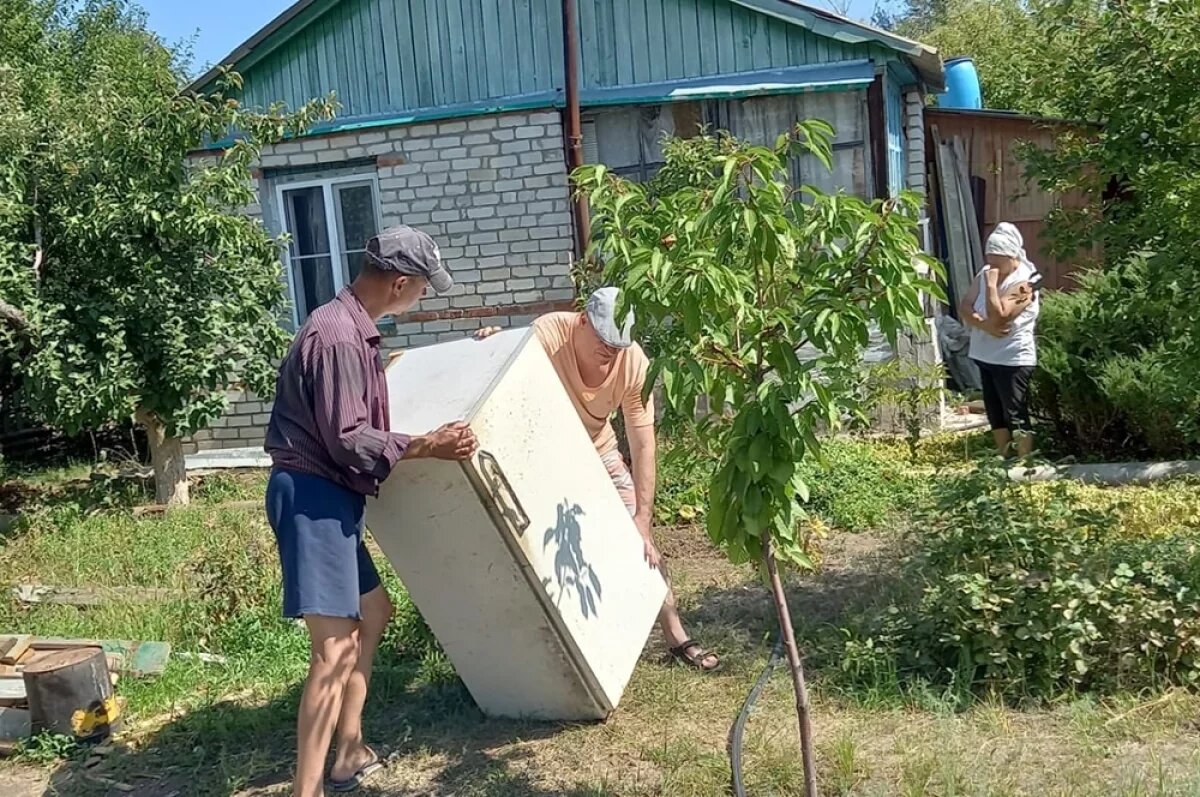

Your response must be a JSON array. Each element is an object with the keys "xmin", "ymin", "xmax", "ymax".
[{"xmin": 367, "ymin": 328, "xmax": 667, "ymax": 721}]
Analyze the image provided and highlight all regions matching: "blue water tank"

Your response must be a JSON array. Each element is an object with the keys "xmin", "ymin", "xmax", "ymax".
[{"xmin": 938, "ymin": 57, "xmax": 983, "ymax": 110}]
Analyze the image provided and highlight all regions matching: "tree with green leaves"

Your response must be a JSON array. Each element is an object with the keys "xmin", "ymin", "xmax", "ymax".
[
  {"xmin": 877, "ymin": 0, "xmax": 1098, "ymax": 115},
  {"xmin": 0, "ymin": 0, "xmax": 334, "ymax": 504},
  {"xmin": 1019, "ymin": 0, "xmax": 1200, "ymax": 458},
  {"xmin": 576, "ymin": 124, "xmax": 940, "ymax": 796}
]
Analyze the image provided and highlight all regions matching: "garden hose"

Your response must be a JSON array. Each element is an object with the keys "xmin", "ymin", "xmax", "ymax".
[{"xmin": 729, "ymin": 636, "xmax": 784, "ymax": 797}]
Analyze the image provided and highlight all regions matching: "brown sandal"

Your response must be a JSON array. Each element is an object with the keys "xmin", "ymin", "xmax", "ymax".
[{"xmin": 670, "ymin": 640, "xmax": 721, "ymax": 673}]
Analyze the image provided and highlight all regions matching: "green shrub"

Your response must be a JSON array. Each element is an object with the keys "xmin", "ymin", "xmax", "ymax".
[
  {"xmin": 1032, "ymin": 257, "xmax": 1200, "ymax": 460},
  {"xmin": 841, "ymin": 461, "xmax": 1200, "ymax": 699},
  {"xmin": 655, "ymin": 430, "xmax": 927, "ymax": 533},
  {"xmin": 797, "ymin": 439, "xmax": 927, "ymax": 533}
]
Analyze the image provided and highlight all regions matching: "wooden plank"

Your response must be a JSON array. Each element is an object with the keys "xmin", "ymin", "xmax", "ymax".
[
  {"xmin": 628, "ymin": 0, "xmax": 652, "ymax": 83},
  {"xmin": 578, "ymin": 0, "xmax": 598, "ymax": 87},
  {"xmin": 680, "ymin": 0, "xmax": 702, "ymax": 77},
  {"xmin": 30, "ymin": 640, "xmax": 170, "ymax": 677},
  {"xmin": 0, "ymin": 635, "xmax": 31, "ymax": 665},
  {"xmin": 365, "ymin": 0, "xmax": 389, "ymax": 112},
  {"xmin": 0, "ymin": 677, "xmax": 26, "ymax": 702},
  {"xmin": 0, "ymin": 707, "xmax": 30, "ymax": 741},
  {"xmin": 697, "ymin": 0, "xmax": 719, "ymax": 75},
  {"xmin": 444, "ymin": 0, "xmax": 469, "ymax": 103},
  {"xmin": 378, "ymin": 0, "xmax": 404, "ymax": 108},
  {"xmin": 531, "ymin": 0, "xmax": 555, "ymax": 91},
  {"xmin": 954, "ymin": 137, "xmax": 985, "ymax": 274},
  {"xmin": 935, "ymin": 131, "xmax": 973, "ymax": 307},
  {"xmin": 477, "ymin": 0, "xmax": 500, "ymax": 98}
]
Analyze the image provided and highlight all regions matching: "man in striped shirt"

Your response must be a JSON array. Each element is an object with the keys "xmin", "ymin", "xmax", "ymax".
[{"xmin": 265, "ymin": 225, "xmax": 476, "ymax": 796}]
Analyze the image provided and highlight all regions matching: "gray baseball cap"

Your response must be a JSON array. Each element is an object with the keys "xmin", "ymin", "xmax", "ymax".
[
  {"xmin": 365, "ymin": 225, "xmax": 453, "ymax": 294},
  {"xmin": 585, "ymin": 287, "xmax": 635, "ymax": 349}
]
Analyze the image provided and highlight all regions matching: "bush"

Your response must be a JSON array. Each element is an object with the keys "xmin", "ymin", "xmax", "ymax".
[
  {"xmin": 1032, "ymin": 258, "xmax": 1200, "ymax": 460},
  {"xmin": 655, "ymin": 430, "xmax": 926, "ymax": 534},
  {"xmin": 841, "ymin": 461, "xmax": 1200, "ymax": 699},
  {"xmin": 796, "ymin": 439, "xmax": 927, "ymax": 533}
]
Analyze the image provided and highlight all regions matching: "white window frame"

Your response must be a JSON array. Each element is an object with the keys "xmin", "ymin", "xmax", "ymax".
[{"xmin": 275, "ymin": 173, "xmax": 383, "ymax": 327}]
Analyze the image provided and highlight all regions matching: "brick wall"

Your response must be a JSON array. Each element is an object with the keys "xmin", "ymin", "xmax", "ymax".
[{"xmin": 184, "ymin": 108, "xmax": 576, "ymax": 454}]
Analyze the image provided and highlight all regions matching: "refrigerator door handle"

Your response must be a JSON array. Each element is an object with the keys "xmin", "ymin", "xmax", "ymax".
[{"xmin": 476, "ymin": 450, "xmax": 531, "ymax": 535}]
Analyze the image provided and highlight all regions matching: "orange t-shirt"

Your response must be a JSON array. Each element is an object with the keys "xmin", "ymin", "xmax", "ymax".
[{"xmin": 532, "ymin": 312, "xmax": 655, "ymax": 455}]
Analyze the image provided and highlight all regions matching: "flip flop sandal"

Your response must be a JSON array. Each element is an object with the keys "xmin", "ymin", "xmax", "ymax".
[
  {"xmin": 669, "ymin": 640, "xmax": 721, "ymax": 673},
  {"xmin": 326, "ymin": 748, "xmax": 385, "ymax": 793}
]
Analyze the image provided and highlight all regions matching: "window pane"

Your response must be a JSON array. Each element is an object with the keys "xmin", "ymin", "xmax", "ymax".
[
  {"xmin": 342, "ymin": 249, "xmax": 367, "ymax": 284},
  {"xmin": 336, "ymin": 184, "xmax": 378, "ymax": 254},
  {"xmin": 295, "ymin": 255, "xmax": 335, "ymax": 321},
  {"xmin": 284, "ymin": 187, "xmax": 331, "ymax": 257}
]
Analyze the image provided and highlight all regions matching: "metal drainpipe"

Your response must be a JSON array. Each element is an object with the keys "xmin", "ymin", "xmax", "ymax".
[{"xmin": 562, "ymin": 0, "xmax": 590, "ymax": 259}]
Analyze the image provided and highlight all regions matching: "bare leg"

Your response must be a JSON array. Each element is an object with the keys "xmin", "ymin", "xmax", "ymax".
[
  {"xmin": 331, "ymin": 587, "xmax": 393, "ymax": 781},
  {"xmin": 655, "ymin": 566, "xmax": 719, "ymax": 671},
  {"xmin": 657, "ymin": 585, "xmax": 688, "ymax": 648},
  {"xmin": 1016, "ymin": 429, "xmax": 1034, "ymax": 458},
  {"xmin": 992, "ymin": 428, "xmax": 1013, "ymax": 456},
  {"xmin": 295, "ymin": 616, "xmax": 360, "ymax": 797}
]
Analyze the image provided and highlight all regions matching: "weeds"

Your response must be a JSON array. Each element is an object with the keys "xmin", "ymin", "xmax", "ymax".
[{"xmin": 14, "ymin": 732, "xmax": 80, "ymax": 765}]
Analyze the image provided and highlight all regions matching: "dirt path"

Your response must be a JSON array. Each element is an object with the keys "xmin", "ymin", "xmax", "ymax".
[{"xmin": 0, "ymin": 768, "xmax": 47, "ymax": 797}]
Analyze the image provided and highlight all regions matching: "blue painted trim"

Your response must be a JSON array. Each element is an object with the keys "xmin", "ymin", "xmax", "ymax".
[
  {"xmin": 581, "ymin": 60, "xmax": 875, "ymax": 106},
  {"xmin": 197, "ymin": 61, "xmax": 875, "ymax": 151}
]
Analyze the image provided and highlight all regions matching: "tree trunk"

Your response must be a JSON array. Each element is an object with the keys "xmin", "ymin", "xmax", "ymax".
[
  {"xmin": 23, "ymin": 647, "xmax": 120, "ymax": 741},
  {"xmin": 763, "ymin": 531, "xmax": 819, "ymax": 797},
  {"xmin": 136, "ymin": 408, "xmax": 189, "ymax": 506}
]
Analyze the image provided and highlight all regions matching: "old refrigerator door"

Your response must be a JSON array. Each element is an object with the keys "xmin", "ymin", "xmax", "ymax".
[
  {"xmin": 369, "ymin": 329, "xmax": 663, "ymax": 720},
  {"xmin": 468, "ymin": 332, "xmax": 667, "ymax": 713}
]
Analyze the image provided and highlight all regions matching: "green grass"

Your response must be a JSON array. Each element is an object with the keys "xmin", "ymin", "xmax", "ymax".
[{"xmin": 2, "ymin": 444, "xmax": 1200, "ymax": 795}]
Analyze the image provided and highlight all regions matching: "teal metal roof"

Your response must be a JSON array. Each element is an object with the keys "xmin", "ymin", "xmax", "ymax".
[{"xmin": 189, "ymin": 0, "xmax": 942, "ymax": 130}]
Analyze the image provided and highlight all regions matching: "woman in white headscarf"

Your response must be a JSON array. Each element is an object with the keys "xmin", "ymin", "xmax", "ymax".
[{"xmin": 957, "ymin": 222, "xmax": 1041, "ymax": 457}]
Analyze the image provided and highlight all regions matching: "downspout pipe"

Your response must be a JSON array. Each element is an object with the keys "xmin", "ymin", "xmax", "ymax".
[{"xmin": 562, "ymin": 0, "xmax": 590, "ymax": 258}]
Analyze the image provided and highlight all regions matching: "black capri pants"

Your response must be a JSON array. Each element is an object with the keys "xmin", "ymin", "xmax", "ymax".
[{"xmin": 973, "ymin": 360, "xmax": 1034, "ymax": 433}]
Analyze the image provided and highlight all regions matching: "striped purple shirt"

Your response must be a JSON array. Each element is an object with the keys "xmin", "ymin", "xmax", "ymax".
[{"xmin": 265, "ymin": 288, "xmax": 410, "ymax": 496}]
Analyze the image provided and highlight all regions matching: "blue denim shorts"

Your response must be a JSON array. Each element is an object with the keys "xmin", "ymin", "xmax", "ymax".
[{"xmin": 265, "ymin": 468, "xmax": 382, "ymax": 620}]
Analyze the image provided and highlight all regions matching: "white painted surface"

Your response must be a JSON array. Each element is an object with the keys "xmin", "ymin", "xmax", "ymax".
[
  {"xmin": 369, "ymin": 331, "xmax": 666, "ymax": 720},
  {"xmin": 383, "ymin": 328, "xmax": 530, "ymax": 435},
  {"xmin": 185, "ymin": 449, "xmax": 271, "ymax": 471}
]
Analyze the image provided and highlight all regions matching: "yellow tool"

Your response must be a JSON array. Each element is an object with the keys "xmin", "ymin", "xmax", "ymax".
[{"xmin": 72, "ymin": 696, "xmax": 121, "ymax": 739}]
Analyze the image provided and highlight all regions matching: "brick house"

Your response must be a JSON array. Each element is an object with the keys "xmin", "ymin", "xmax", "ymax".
[{"xmin": 185, "ymin": 0, "xmax": 943, "ymax": 453}]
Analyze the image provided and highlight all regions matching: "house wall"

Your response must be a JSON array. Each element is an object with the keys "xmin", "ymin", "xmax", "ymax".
[
  {"xmin": 232, "ymin": 0, "xmax": 903, "ymax": 129},
  {"xmin": 904, "ymin": 89, "xmax": 926, "ymax": 196},
  {"xmin": 924, "ymin": 109, "xmax": 1099, "ymax": 291},
  {"xmin": 185, "ymin": 108, "xmax": 575, "ymax": 453}
]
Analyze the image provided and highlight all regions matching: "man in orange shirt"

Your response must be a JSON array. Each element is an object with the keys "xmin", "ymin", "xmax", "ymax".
[{"xmin": 478, "ymin": 288, "xmax": 719, "ymax": 672}]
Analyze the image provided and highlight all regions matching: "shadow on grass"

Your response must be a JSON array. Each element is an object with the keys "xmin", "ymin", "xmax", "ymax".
[
  {"xmin": 677, "ymin": 532, "xmax": 908, "ymax": 677},
  {"xmin": 40, "ymin": 663, "xmax": 616, "ymax": 797}
]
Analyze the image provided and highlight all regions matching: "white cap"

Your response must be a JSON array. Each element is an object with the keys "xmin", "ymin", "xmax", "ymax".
[{"xmin": 585, "ymin": 287, "xmax": 634, "ymax": 349}]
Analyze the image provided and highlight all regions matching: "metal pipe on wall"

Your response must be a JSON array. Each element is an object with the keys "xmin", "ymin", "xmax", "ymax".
[{"xmin": 562, "ymin": 0, "xmax": 590, "ymax": 258}]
